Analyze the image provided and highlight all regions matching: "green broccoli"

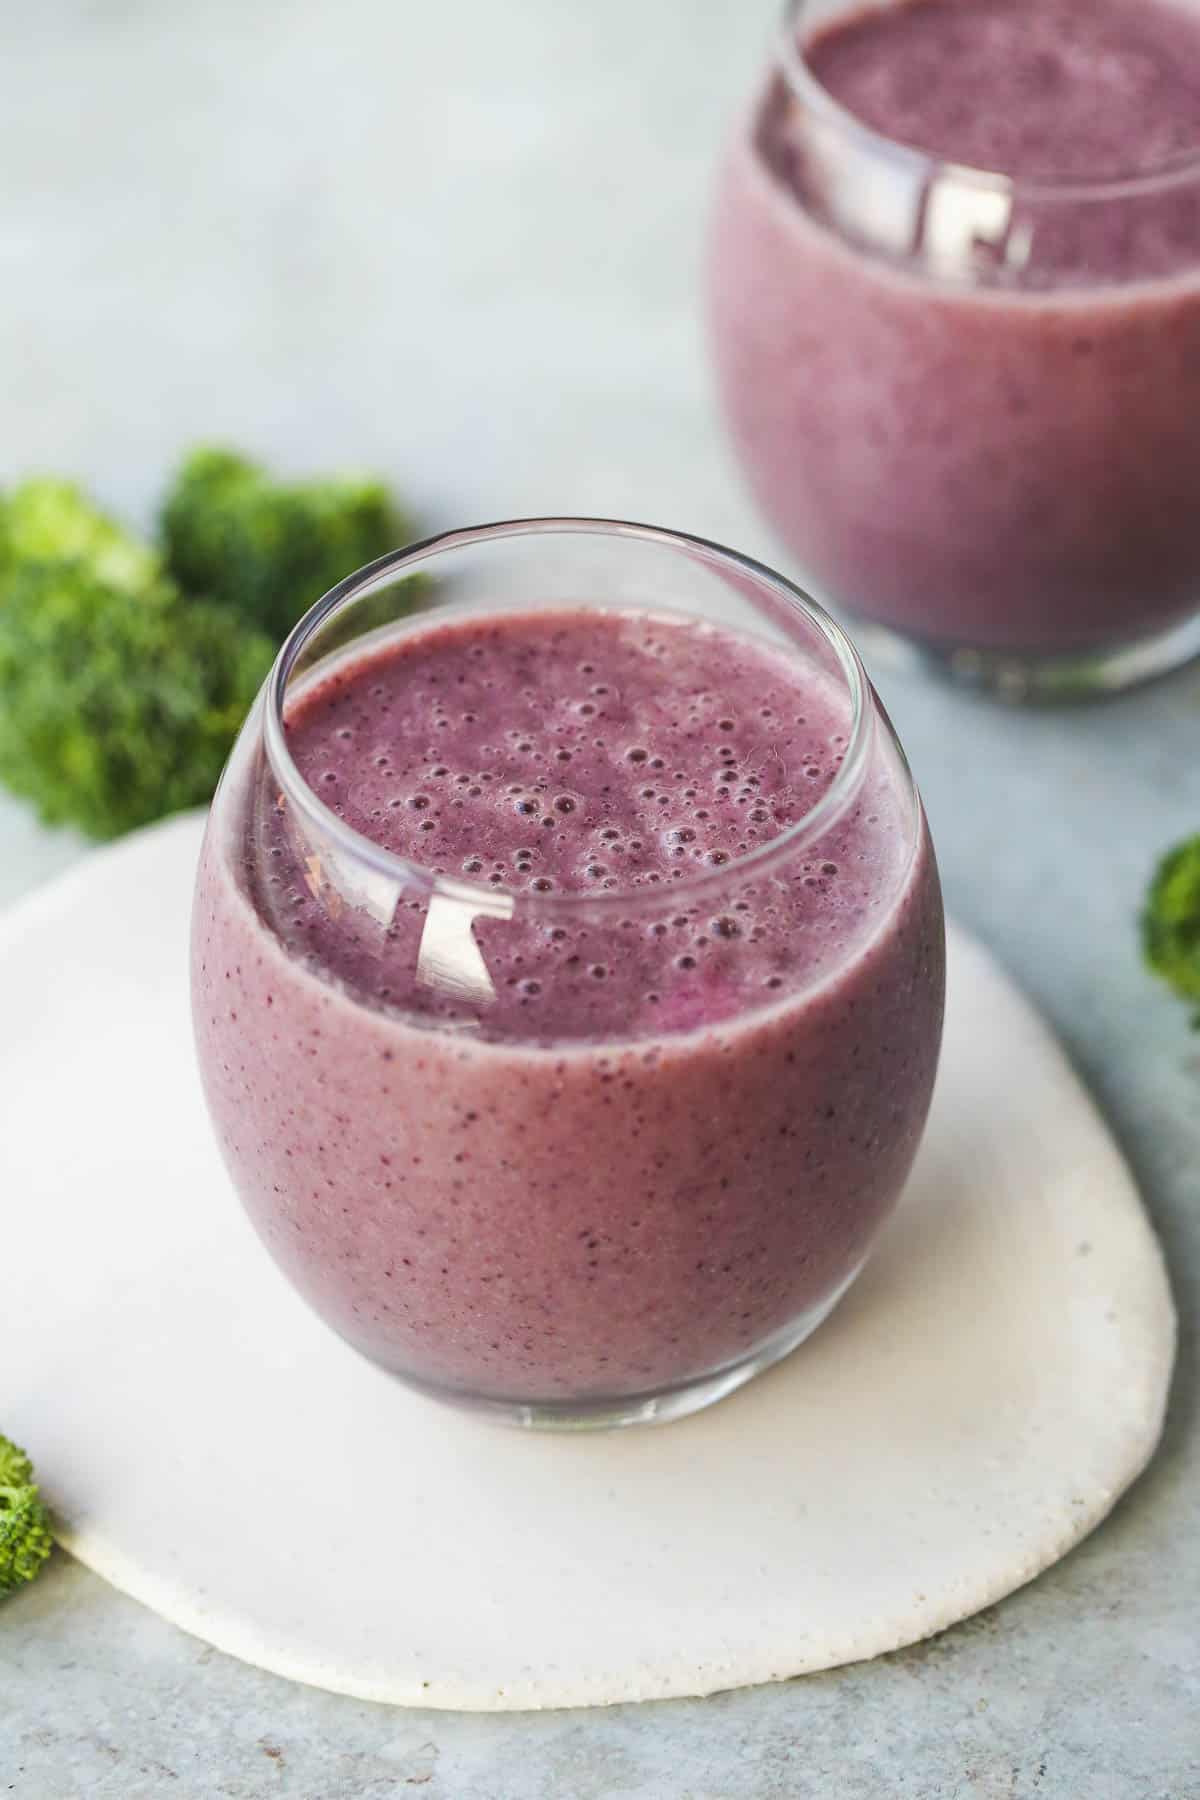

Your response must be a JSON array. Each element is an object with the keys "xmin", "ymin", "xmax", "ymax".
[
  {"xmin": 0, "ymin": 477, "xmax": 160, "ymax": 596},
  {"xmin": 0, "ymin": 557, "xmax": 274, "ymax": 838},
  {"xmin": 161, "ymin": 446, "xmax": 408, "ymax": 641},
  {"xmin": 0, "ymin": 1433, "xmax": 53, "ymax": 1596},
  {"xmin": 0, "ymin": 455, "xmax": 416, "ymax": 840},
  {"xmin": 1143, "ymin": 834, "xmax": 1200, "ymax": 1026}
]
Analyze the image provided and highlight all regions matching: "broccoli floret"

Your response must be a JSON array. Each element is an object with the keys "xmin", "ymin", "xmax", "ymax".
[
  {"xmin": 161, "ymin": 447, "xmax": 408, "ymax": 641},
  {"xmin": 0, "ymin": 1433, "xmax": 53, "ymax": 1596},
  {"xmin": 0, "ymin": 478, "xmax": 161, "ymax": 595},
  {"xmin": 0, "ymin": 456, "xmax": 415, "ymax": 840},
  {"xmin": 0, "ymin": 478, "xmax": 274, "ymax": 838},
  {"xmin": 0, "ymin": 560, "xmax": 274, "ymax": 839},
  {"xmin": 1143, "ymin": 834, "xmax": 1200, "ymax": 1025}
]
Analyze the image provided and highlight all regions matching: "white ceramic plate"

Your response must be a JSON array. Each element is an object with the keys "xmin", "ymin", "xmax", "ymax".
[{"xmin": 0, "ymin": 813, "xmax": 1175, "ymax": 1710}]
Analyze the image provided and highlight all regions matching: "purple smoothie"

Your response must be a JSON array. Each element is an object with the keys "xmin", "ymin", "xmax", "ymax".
[
  {"xmin": 709, "ymin": 0, "xmax": 1200, "ymax": 657},
  {"xmin": 193, "ymin": 607, "xmax": 943, "ymax": 1405}
]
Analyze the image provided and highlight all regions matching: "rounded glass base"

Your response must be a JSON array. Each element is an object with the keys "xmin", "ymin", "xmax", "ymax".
[
  {"xmin": 387, "ymin": 1260, "xmax": 867, "ymax": 1431},
  {"xmin": 846, "ymin": 608, "xmax": 1200, "ymax": 704}
]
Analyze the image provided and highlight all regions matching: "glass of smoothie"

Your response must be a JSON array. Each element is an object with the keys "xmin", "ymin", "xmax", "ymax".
[
  {"xmin": 709, "ymin": 0, "xmax": 1200, "ymax": 699},
  {"xmin": 192, "ymin": 520, "xmax": 945, "ymax": 1428}
]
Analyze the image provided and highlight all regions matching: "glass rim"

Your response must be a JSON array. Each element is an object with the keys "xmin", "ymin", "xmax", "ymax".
[
  {"xmin": 776, "ymin": 0, "xmax": 1200, "ymax": 204},
  {"xmin": 263, "ymin": 515, "xmax": 881, "ymax": 917}
]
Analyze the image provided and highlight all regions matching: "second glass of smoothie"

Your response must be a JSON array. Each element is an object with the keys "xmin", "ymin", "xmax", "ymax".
[
  {"xmin": 710, "ymin": 0, "xmax": 1200, "ymax": 698},
  {"xmin": 192, "ymin": 521, "xmax": 944, "ymax": 1427}
]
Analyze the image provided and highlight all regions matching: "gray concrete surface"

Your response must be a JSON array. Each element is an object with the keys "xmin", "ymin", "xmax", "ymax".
[{"xmin": 1, "ymin": 2, "xmax": 1197, "ymax": 1794}]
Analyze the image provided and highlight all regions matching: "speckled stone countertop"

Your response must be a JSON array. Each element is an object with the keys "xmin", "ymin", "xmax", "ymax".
[{"xmin": 2, "ymin": 2, "xmax": 1197, "ymax": 1794}]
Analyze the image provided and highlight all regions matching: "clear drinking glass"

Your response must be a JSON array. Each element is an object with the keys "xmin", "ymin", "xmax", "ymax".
[
  {"xmin": 709, "ymin": 0, "xmax": 1200, "ymax": 699},
  {"xmin": 192, "ymin": 519, "xmax": 944, "ymax": 1428}
]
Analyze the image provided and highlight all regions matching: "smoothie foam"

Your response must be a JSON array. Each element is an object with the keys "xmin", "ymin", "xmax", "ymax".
[{"xmin": 808, "ymin": 0, "xmax": 1200, "ymax": 182}]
